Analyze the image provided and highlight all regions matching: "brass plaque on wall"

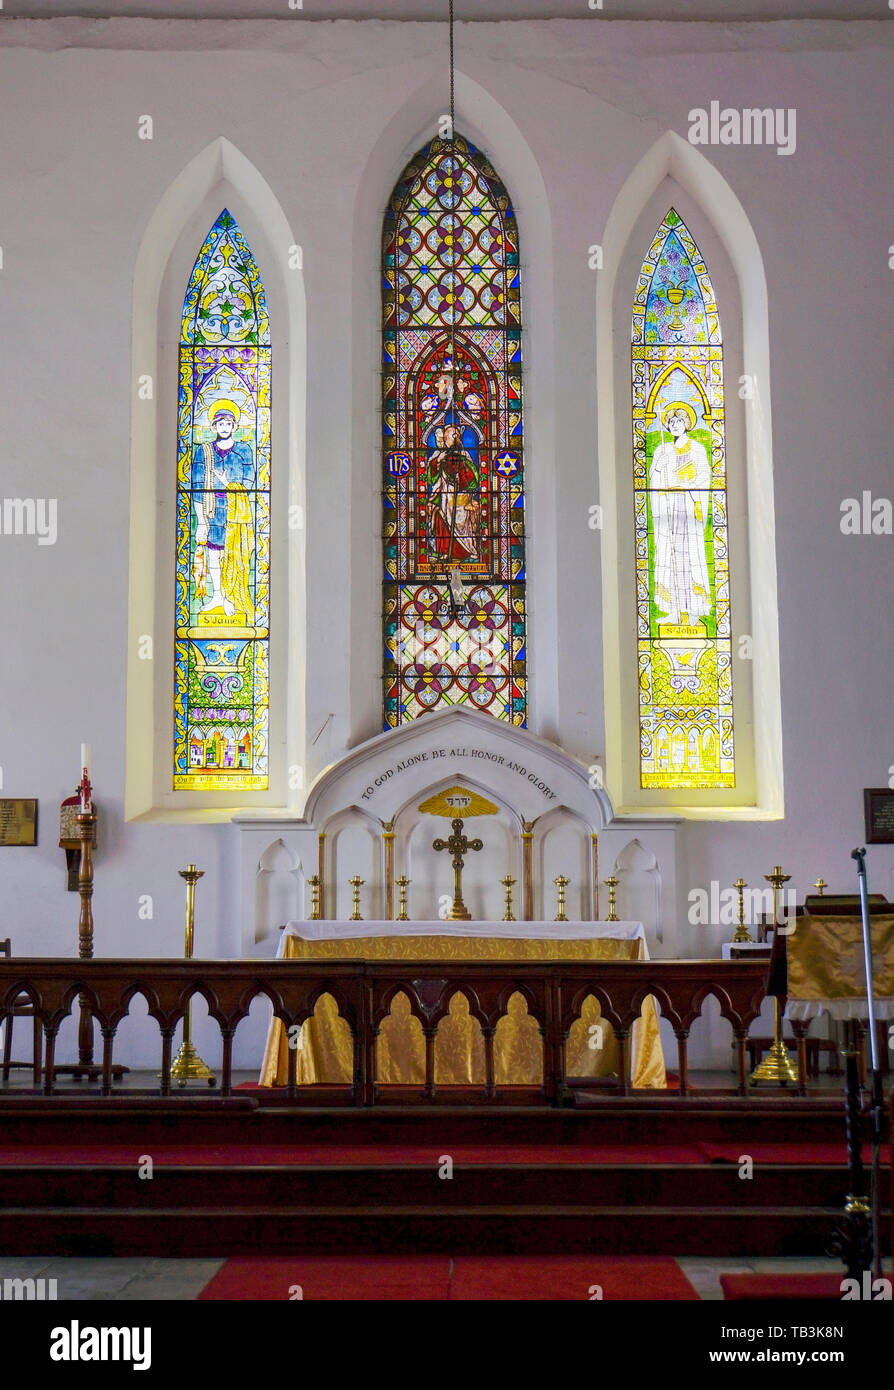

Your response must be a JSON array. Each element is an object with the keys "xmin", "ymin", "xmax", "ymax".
[{"xmin": 0, "ymin": 799, "xmax": 37, "ymax": 846}]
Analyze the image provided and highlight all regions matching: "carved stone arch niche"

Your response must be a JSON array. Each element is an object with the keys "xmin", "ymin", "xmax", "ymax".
[
  {"xmin": 391, "ymin": 776, "xmax": 521, "ymax": 924},
  {"xmin": 614, "ymin": 838, "xmax": 663, "ymax": 948},
  {"xmin": 532, "ymin": 805, "xmax": 598, "ymax": 923},
  {"xmin": 319, "ymin": 806, "xmax": 385, "ymax": 922},
  {"xmin": 255, "ymin": 839, "xmax": 304, "ymax": 947}
]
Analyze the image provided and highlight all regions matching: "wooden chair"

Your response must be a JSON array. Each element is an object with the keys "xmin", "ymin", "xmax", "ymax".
[{"xmin": 0, "ymin": 938, "xmax": 42, "ymax": 1085}]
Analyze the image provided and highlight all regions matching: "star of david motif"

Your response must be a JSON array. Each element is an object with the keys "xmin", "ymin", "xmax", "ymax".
[{"xmin": 494, "ymin": 450, "xmax": 519, "ymax": 477}]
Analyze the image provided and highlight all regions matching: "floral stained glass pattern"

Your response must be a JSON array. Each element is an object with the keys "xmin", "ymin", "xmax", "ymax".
[
  {"xmin": 382, "ymin": 135, "xmax": 526, "ymax": 727},
  {"xmin": 174, "ymin": 210, "xmax": 270, "ymax": 790},
  {"xmin": 632, "ymin": 209, "xmax": 734, "ymax": 789}
]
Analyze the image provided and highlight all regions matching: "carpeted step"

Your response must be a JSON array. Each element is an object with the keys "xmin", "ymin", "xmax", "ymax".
[{"xmin": 0, "ymin": 1202, "xmax": 843, "ymax": 1257}]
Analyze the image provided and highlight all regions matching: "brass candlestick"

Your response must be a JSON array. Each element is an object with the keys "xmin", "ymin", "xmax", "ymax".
[
  {"xmin": 349, "ymin": 875, "xmax": 364, "ymax": 921},
  {"xmin": 553, "ymin": 875, "xmax": 569, "ymax": 923},
  {"xmin": 307, "ymin": 874, "xmax": 321, "ymax": 921},
  {"xmin": 433, "ymin": 818, "xmax": 483, "ymax": 921},
  {"xmin": 603, "ymin": 875, "xmax": 619, "ymax": 922},
  {"xmin": 170, "ymin": 864, "xmax": 215, "ymax": 1087},
  {"xmin": 501, "ymin": 875, "xmax": 516, "ymax": 922},
  {"xmin": 814, "ymin": 877, "xmax": 826, "ymax": 896},
  {"xmin": 396, "ymin": 875, "xmax": 410, "ymax": 922},
  {"xmin": 732, "ymin": 877, "xmax": 754, "ymax": 943},
  {"xmin": 749, "ymin": 864, "xmax": 797, "ymax": 1086}
]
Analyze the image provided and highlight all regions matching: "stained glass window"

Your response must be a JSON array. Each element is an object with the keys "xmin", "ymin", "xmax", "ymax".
[
  {"xmin": 382, "ymin": 134, "xmax": 526, "ymax": 727},
  {"xmin": 174, "ymin": 209, "xmax": 270, "ymax": 790},
  {"xmin": 632, "ymin": 208, "xmax": 734, "ymax": 789}
]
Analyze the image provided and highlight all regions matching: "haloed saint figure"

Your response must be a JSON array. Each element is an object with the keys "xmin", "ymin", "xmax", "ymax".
[
  {"xmin": 192, "ymin": 399, "xmax": 255, "ymax": 621},
  {"xmin": 649, "ymin": 401, "xmax": 711, "ymax": 627},
  {"xmin": 424, "ymin": 365, "xmax": 484, "ymax": 566}
]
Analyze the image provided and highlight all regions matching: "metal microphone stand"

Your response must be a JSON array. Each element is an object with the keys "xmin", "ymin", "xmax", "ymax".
[{"xmin": 830, "ymin": 848, "xmax": 884, "ymax": 1281}]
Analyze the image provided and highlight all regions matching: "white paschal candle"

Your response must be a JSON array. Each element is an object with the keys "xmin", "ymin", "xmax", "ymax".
[{"xmin": 80, "ymin": 743, "xmax": 91, "ymax": 775}]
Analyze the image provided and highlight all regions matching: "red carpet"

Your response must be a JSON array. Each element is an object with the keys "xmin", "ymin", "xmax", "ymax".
[
  {"xmin": 198, "ymin": 1255, "xmax": 447, "ymax": 1301},
  {"xmin": 198, "ymin": 1255, "xmax": 698, "ymax": 1301},
  {"xmin": 448, "ymin": 1255, "xmax": 697, "ymax": 1301},
  {"xmin": 701, "ymin": 1142, "xmax": 890, "ymax": 1166},
  {"xmin": 721, "ymin": 1274, "xmax": 846, "ymax": 1301},
  {"xmin": 1, "ymin": 1141, "xmax": 878, "ymax": 1167},
  {"xmin": 0, "ymin": 1143, "xmax": 706, "ymax": 1166}
]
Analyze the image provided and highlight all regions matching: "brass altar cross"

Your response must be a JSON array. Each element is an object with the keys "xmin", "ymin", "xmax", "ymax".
[{"xmin": 433, "ymin": 817, "xmax": 483, "ymax": 921}]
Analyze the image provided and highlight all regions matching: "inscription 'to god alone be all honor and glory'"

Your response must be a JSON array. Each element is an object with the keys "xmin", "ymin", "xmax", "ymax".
[{"xmin": 359, "ymin": 749, "xmax": 557, "ymax": 803}]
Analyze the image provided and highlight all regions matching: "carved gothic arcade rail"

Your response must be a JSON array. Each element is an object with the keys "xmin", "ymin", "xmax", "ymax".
[{"xmin": 0, "ymin": 958, "xmax": 772, "ymax": 1103}]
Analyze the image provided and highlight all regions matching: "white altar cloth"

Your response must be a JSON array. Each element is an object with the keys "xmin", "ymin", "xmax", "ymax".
[{"xmin": 278, "ymin": 919, "xmax": 650, "ymax": 952}]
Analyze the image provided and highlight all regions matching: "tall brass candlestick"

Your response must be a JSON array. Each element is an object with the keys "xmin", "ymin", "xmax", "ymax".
[
  {"xmin": 553, "ymin": 875, "xmax": 569, "ymax": 923},
  {"xmin": 814, "ymin": 877, "xmax": 827, "ymax": 896},
  {"xmin": 732, "ymin": 877, "xmax": 754, "ymax": 943},
  {"xmin": 501, "ymin": 876, "xmax": 516, "ymax": 922},
  {"xmin": 749, "ymin": 864, "xmax": 797, "ymax": 1086},
  {"xmin": 349, "ymin": 876, "xmax": 364, "ymax": 921},
  {"xmin": 603, "ymin": 875, "xmax": 619, "ymax": 922},
  {"xmin": 307, "ymin": 874, "xmax": 321, "ymax": 921},
  {"xmin": 170, "ymin": 864, "xmax": 215, "ymax": 1087},
  {"xmin": 395, "ymin": 875, "xmax": 410, "ymax": 922}
]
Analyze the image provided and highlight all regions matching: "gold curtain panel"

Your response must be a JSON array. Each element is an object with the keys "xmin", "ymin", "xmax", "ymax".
[
  {"xmin": 259, "ymin": 934, "xmax": 666, "ymax": 1089},
  {"xmin": 787, "ymin": 913, "xmax": 894, "ymax": 1002}
]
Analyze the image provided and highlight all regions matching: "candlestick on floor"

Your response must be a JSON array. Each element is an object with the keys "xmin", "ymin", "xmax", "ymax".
[
  {"xmin": 170, "ymin": 864, "xmax": 215, "ymax": 1087},
  {"xmin": 749, "ymin": 865, "xmax": 797, "ymax": 1086}
]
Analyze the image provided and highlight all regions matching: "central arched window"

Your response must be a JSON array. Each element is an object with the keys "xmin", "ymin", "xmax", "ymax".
[{"xmin": 381, "ymin": 134, "xmax": 526, "ymax": 728}]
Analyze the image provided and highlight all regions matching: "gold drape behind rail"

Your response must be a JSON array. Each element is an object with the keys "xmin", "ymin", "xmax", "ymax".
[{"xmin": 259, "ymin": 934, "xmax": 666, "ymax": 1089}]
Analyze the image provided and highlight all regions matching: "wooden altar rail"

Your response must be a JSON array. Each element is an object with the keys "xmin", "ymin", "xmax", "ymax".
[{"xmin": 0, "ymin": 957, "xmax": 777, "ymax": 1104}]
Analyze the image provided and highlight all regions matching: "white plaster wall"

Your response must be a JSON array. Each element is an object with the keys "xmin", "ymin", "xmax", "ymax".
[{"xmin": 0, "ymin": 17, "xmax": 892, "ymax": 1069}]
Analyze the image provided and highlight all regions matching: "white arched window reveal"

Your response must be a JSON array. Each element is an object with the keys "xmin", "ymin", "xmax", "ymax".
[
  {"xmin": 632, "ymin": 208, "xmax": 733, "ymax": 791},
  {"xmin": 125, "ymin": 138, "xmax": 306, "ymax": 820},
  {"xmin": 598, "ymin": 134, "xmax": 782, "ymax": 818}
]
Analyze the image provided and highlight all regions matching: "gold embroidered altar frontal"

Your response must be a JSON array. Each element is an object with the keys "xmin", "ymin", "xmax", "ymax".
[
  {"xmin": 787, "ymin": 914, "xmax": 894, "ymax": 1003},
  {"xmin": 259, "ymin": 934, "xmax": 666, "ymax": 1089}
]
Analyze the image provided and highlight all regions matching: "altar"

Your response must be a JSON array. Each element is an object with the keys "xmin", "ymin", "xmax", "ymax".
[{"xmin": 259, "ymin": 920, "xmax": 667, "ymax": 1089}]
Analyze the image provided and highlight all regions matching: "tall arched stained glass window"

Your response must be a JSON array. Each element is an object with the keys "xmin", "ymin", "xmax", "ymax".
[
  {"xmin": 174, "ymin": 209, "xmax": 270, "ymax": 790},
  {"xmin": 382, "ymin": 135, "xmax": 526, "ymax": 728},
  {"xmin": 632, "ymin": 208, "xmax": 734, "ymax": 789}
]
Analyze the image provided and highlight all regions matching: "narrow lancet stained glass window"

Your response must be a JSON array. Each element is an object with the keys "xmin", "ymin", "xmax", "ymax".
[
  {"xmin": 174, "ymin": 209, "xmax": 270, "ymax": 790},
  {"xmin": 382, "ymin": 135, "xmax": 526, "ymax": 727},
  {"xmin": 632, "ymin": 209, "xmax": 734, "ymax": 789}
]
